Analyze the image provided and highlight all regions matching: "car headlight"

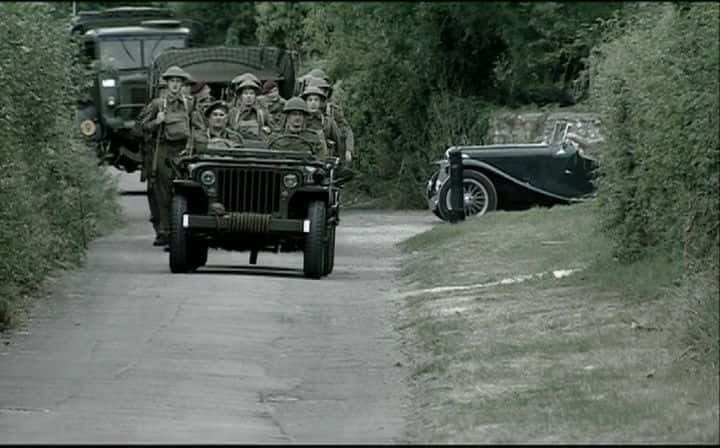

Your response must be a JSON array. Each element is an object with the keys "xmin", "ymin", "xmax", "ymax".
[
  {"xmin": 200, "ymin": 170, "xmax": 216, "ymax": 186},
  {"xmin": 283, "ymin": 173, "xmax": 299, "ymax": 189},
  {"xmin": 80, "ymin": 119, "xmax": 96, "ymax": 137},
  {"xmin": 107, "ymin": 96, "xmax": 116, "ymax": 107}
]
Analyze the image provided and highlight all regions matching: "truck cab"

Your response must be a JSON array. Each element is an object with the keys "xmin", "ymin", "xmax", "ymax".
[{"xmin": 72, "ymin": 7, "xmax": 191, "ymax": 173}]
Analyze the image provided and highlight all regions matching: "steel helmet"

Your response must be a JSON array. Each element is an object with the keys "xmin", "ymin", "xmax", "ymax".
[
  {"xmin": 236, "ymin": 78, "xmax": 261, "ymax": 93},
  {"xmin": 231, "ymin": 72, "xmax": 260, "ymax": 87},
  {"xmin": 161, "ymin": 65, "xmax": 190, "ymax": 81},
  {"xmin": 301, "ymin": 85, "xmax": 327, "ymax": 100},
  {"xmin": 283, "ymin": 96, "xmax": 309, "ymax": 114},
  {"xmin": 306, "ymin": 76, "xmax": 331, "ymax": 90},
  {"xmin": 308, "ymin": 68, "xmax": 329, "ymax": 80}
]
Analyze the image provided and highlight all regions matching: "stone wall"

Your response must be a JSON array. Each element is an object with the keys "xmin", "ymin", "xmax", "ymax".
[{"xmin": 487, "ymin": 111, "xmax": 605, "ymax": 147}]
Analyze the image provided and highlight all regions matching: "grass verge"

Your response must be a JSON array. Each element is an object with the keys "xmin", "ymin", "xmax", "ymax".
[{"xmin": 395, "ymin": 202, "xmax": 719, "ymax": 443}]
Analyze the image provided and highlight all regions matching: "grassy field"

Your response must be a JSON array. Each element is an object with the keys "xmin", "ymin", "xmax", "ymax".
[{"xmin": 394, "ymin": 202, "xmax": 719, "ymax": 443}]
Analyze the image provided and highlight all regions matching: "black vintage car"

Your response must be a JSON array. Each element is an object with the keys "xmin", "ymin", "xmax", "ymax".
[
  {"xmin": 168, "ymin": 140, "xmax": 343, "ymax": 278},
  {"xmin": 427, "ymin": 122, "xmax": 599, "ymax": 221}
]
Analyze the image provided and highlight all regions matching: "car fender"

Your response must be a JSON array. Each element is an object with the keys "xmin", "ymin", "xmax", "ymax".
[{"xmin": 461, "ymin": 159, "xmax": 579, "ymax": 203}]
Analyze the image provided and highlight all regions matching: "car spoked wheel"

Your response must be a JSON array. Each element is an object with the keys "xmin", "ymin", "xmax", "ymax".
[
  {"xmin": 437, "ymin": 170, "xmax": 498, "ymax": 220},
  {"xmin": 461, "ymin": 179, "xmax": 489, "ymax": 216}
]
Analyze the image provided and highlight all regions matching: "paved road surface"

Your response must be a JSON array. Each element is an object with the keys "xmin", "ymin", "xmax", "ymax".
[{"xmin": 0, "ymin": 171, "xmax": 435, "ymax": 443}]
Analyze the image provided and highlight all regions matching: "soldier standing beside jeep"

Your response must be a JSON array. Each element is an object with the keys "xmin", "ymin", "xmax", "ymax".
[
  {"xmin": 140, "ymin": 66, "xmax": 195, "ymax": 247},
  {"xmin": 134, "ymin": 79, "xmax": 167, "ymax": 244}
]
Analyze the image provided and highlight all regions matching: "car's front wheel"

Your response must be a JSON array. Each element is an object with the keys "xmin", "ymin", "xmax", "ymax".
[
  {"xmin": 437, "ymin": 170, "xmax": 498, "ymax": 220},
  {"xmin": 303, "ymin": 201, "xmax": 327, "ymax": 279}
]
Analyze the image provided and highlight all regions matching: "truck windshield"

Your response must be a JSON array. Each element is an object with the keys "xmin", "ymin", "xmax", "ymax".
[
  {"xmin": 98, "ymin": 38, "xmax": 142, "ymax": 70},
  {"xmin": 143, "ymin": 36, "xmax": 186, "ymax": 65},
  {"xmin": 96, "ymin": 36, "xmax": 186, "ymax": 70}
]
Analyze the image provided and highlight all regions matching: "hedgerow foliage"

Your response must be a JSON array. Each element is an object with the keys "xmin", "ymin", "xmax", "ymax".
[
  {"xmin": 0, "ymin": 3, "xmax": 120, "ymax": 328},
  {"xmin": 590, "ymin": 3, "xmax": 719, "ymax": 366},
  {"xmin": 590, "ymin": 2, "xmax": 719, "ymax": 264}
]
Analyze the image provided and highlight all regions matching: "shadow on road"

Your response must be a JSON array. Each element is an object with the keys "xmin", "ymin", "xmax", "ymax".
[{"xmin": 196, "ymin": 264, "xmax": 307, "ymax": 279}]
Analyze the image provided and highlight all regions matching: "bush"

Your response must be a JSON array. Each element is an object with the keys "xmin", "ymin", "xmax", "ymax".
[
  {"xmin": 590, "ymin": 2, "xmax": 719, "ymax": 367},
  {"xmin": 590, "ymin": 2, "xmax": 719, "ymax": 263},
  {"xmin": 0, "ymin": 3, "xmax": 120, "ymax": 328}
]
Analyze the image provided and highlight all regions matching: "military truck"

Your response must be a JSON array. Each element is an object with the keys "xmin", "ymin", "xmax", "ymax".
[
  {"xmin": 147, "ymin": 45, "xmax": 297, "ymax": 108},
  {"xmin": 168, "ymin": 141, "xmax": 343, "ymax": 279},
  {"xmin": 72, "ymin": 7, "xmax": 192, "ymax": 172}
]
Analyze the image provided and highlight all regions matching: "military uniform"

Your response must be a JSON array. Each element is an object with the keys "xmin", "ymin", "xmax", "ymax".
[
  {"xmin": 140, "ymin": 66, "xmax": 195, "ymax": 244},
  {"xmin": 134, "ymin": 93, "xmax": 164, "ymax": 238},
  {"xmin": 258, "ymin": 95, "xmax": 286, "ymax": 133},
  {"xmin": 268, "ymin": 97, "xmax": 328, "ymax": 156},
  {"xmin": 306, "ymin": 75, "xmax": 355, "ymax": 164},
  {"xmin": 301, "ymin": 85, "xmax": 342, "ymax": 158},
  {"xmin": 229, "ymin": 78, "xmax": 270, "ymax": 142}
]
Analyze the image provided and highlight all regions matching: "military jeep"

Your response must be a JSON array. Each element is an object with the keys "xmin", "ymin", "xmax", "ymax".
[{"xmin": 168, "ymin": 139, "xmax": 343, "ymax": 278}]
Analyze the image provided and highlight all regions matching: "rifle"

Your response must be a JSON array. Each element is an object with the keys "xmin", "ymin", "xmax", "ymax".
[{"xmin": 151, "ymin": 96, "xmax": 167, "ymax": 181}]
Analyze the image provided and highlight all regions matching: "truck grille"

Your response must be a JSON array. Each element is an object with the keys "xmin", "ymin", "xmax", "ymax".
[{"xmin": 215, "ymin": 168, "xmax": 283, "ymax": 214}]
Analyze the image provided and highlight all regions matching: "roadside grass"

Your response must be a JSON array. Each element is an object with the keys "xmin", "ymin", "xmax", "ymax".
[{"xmin": 395, "ymin": 202, "xmax": 719, "ymax": 443}]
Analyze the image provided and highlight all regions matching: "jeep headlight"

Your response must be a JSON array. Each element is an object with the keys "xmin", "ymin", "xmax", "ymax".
[
  {"xmin": 200, "ymin": 170, "xmax": 216, "ymax": 186},
  {"xmin": 283, "ymin": 173, "xmax": 299, "ymax": 189}
]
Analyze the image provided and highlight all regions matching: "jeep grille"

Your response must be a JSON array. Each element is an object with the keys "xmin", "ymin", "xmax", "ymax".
[{"xmin": 216, "ymin": 168, "xmax": 283, "ymax": 214}]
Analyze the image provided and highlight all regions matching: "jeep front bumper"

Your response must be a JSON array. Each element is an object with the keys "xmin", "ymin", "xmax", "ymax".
[{"xmin": 182, "ymin": 213, "xmax": 310, "ymax": 234}]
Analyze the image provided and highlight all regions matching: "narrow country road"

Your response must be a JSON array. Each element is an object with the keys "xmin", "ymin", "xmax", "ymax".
[{"xmin": 0, "ymin": 171, "xmax": 435, "ymax": 443}]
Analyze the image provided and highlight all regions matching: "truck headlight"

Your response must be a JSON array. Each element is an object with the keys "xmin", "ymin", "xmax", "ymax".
[
  {"xmin": 80, "ymin": 119, "xmax": 96, "ymax": 137},
  {"xmin": 200, "ymin": 170, "xmax": 216, "ymax": 186},
  {"xmin": 283, "ymin": 173, "xmax": 298, "ymax": 189}
]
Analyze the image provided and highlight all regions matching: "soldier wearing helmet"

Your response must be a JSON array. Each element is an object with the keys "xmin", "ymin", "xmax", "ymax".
[
  {"xmin": 228, "ymin": 75, "xmax": 271, "ymax": 143},
  {"xmin": 307, "ymin": 74, "xmax": 354, "ymax": 166},
  {"xmin": 268, "ymin": 97, "xmax": 327, "ymax": 156},
  {"xmin": 133, "ymin": 78, "xmax": 170, "ymax": 241},
  {"xmin": 300, "ymin": 85, "xmax": 343, "ymax": 159},
  {"xmin": 140, "ymin": 65, "xmax": 196, "ymax": 247}
]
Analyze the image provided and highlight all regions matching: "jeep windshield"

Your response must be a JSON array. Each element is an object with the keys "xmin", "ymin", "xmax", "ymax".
[{"xmin": 96, "ymin": 35, "xmax": 186, "ymax": 70}]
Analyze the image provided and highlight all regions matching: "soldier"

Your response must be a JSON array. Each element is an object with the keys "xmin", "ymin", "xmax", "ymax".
[
  {"xmin": 307, "ymin": 75, "xmax": 354, "ymax": 166},
  {"xmin": 228, "ymin": 78, "xmax": 271, "ymax": 143},
  {"xmin": 194, "ymin": 100, "xmax": 244, "ymax": 152},
  {"xmin": 268, "ymin": 97, "xmax": 327, "ymax": 156},
  {"xmin": 140, "ymin": 65, "xmax": 195, "ymax": 247},
  {"xmin": 258, "ymin": 80, "xmax": 286, "ymax": 134},
  {"xmin": 133, "ymin": 78, "xmax": 167, "ymax": 244},
  {"xmin": 229, "ymin": 72, "xmax": 261, "ymax": 105},
  {"xmin": 300, "ymin": 85, "xmax": 343, "ymax": 158},
  {"xmin": 190, "ymin": 80, "xmax": 213, "ymax": 133}
]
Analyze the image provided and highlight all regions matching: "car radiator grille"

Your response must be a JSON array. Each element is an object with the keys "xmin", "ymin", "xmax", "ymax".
[{"xmin": 215, "ymin": 168, "xmax": 283, "ymax": 214}]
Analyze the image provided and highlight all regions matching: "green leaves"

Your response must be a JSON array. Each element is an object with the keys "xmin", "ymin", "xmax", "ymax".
[
  {"xmin": 590, "ymin": 2, "xmax": 719, "ymax": 265},
  {"xmin": 0, "ymin": 3, "xmax": 120, "ymax": 328}
]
